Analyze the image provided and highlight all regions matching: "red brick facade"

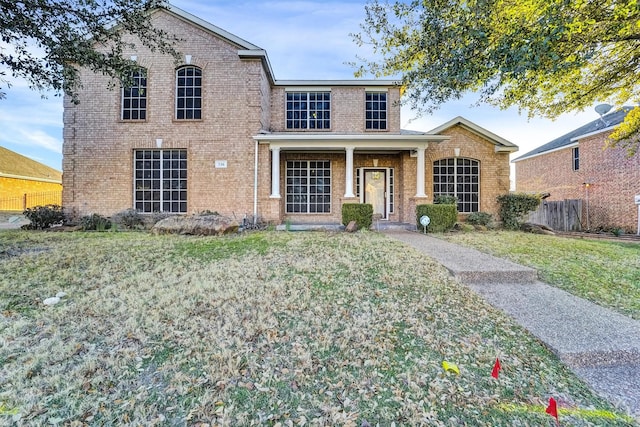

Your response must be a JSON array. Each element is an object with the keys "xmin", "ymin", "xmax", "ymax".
[
  {"xmin": 63, "ymin": 7, "xmax": 516, "ymax": 225},
  {"xmin": 515, "ymin": 130, "xmax": 640, "ymax": 232}
]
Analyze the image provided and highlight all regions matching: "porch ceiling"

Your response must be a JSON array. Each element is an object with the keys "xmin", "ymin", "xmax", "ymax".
[{"xmin": 253, "ymin": 133, "xmax": 449, "ymax": 151}]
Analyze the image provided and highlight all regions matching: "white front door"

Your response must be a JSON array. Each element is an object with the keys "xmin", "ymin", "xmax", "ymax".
[{"xmin": 364, "ymin": 169, "xmax": 386, "ymax": 219}]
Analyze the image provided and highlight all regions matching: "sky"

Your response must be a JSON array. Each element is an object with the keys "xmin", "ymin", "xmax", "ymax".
[{"xmin": 0, "ymin": 0, "xmax": 603, "ymax": 173}]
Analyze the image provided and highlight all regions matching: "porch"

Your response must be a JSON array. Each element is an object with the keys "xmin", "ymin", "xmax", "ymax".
[{"xmin": 253, "ymin": 132, "xmax": 449, "ymax": 224}]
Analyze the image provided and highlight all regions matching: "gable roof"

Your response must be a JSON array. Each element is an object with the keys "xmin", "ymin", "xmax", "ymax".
[
  {"xmin": 513, "ymin": 107, "xmax": 634, "ymax": 162},
  {"xmin": 161, "ymin": 4, "xmax": 398, "ymax": 88},
  {"xmin": 428, "ymin": 116, "xmax": 518, "ymax": 153},
  {"xmin": 0, "ymin": 146, "xmax": 62, "ymax": 183},
  {"xmin": 161, "ymin": 4, "xmax": 277, "ymax": 84}
]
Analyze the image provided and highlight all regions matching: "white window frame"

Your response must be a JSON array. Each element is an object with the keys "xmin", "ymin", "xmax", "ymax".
[
  {"xmin": 285, "ymin": 160, "xmax": 331, "ymax": 213},
  {"xmin": 176, "ymin": 66, "xmax": 202, "ymax": 120},
  {"xmin": 121, "ymin": 68, "xmax": 147, "ymax": 120},
  {"xmin": 365, "ymin": 91, "xmax": 387, "ymax": 130},
  {"xmin": 285, "ymin": 91, "xmax": 331, "ymax": 130},
  {"xmin": 433, "ymin": 158, "xmax": 480, "ymax": 213},
  {"xmin": 134, "ymin": 149, "xmax": 187, "ymax": 213},
  {"xmin": 572, "ymin": 146, "xmax": 580, "ymax": 171}
]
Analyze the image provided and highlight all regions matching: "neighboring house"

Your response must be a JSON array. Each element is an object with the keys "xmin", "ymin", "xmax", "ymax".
[
  {"xmin": 514, "ymin": 107, "xmax": 639, "ymax": 231},
  {"xmin": 0, "ymin": 146, "xmax": 62, "ymax": 211},
  {"xmin": 62, "ymin": 5, "xmax": 517, "ymax": 225}
]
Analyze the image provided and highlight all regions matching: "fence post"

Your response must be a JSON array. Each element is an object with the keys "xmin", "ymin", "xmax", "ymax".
[{"xmin": 23, "ymin": 194, "xmax": 27, "ymax": 211}]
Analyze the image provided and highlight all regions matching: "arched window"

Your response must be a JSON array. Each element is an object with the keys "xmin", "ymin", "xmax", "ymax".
[
  {"xmin": 433, "ymin": 158, "xmax": 480, "ymax": 213},
  {"xmin": 121, "ymin": 68, "xmax": 147, "ymax": 120},
  {"xmin": 176, "ymin": 66, "xmax": 202, "ymax": 120}
]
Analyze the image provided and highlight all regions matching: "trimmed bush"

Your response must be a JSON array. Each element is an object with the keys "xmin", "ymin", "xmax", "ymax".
[
  {"xmin": 341, "ymin": 203, "xmax": 373, "ymax": 230},
  {"xmin": 466, "ymin": 211, "xmax": 494, "ymax": 227},
  {"xmin": 416, "ymin": 204, "xmax": 458, "ymax": 233},
  {"xmin": 80, "ymin": 213, "xmax": 112, "ymax": 231},
  {"xmin": 497, "ymin": 193, "xmax": 541, "ymax": 230},
  {"xmin": 23, "ymin": 204, "xmax": 65, "ymax": 229},
  {"xmin": 434, "ymin": 194, "xmax": 458, "ymax": 205}
]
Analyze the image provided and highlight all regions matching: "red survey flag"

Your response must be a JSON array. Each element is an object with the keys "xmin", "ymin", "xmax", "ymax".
[
  {"xmin": 491, "ymin": 358, "xmax": 501, "ymax": 379},
  {"xmin": 546, "ymin": 397, "xmax": 559, "ymax": 424}
]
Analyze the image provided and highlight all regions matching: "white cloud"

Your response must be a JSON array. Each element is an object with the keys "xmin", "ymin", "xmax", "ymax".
[{"xmin": 0, "ymin": 85, "xmax": 63, "ymax": 159}]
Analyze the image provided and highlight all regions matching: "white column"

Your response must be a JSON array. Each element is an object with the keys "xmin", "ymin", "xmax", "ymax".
[
  {"xmin": 415, "ymin": 146, "xmax": 427, "ymax": 197},
  {"xmin": 270, "ymin": 146, "xmax": 281, "ymax": 198},
  {"xmin": 344, "ymin": 146, "xmax": 355, "ymax": 198}
]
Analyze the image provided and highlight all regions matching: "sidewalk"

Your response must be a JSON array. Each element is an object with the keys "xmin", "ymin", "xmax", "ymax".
[
  {"xmin": 0, "ymin": 215, "xmax": 29, "ymax": 230},
  {"xmin": 383, "ymin": 230, "xmax": 640, "ymax": 420}
]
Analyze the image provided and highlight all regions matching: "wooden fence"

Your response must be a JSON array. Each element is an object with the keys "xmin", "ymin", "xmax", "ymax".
[
  {"xmin": 0, "ymin": 191, "xmax": 62, "ymax": 211},
  {"xmin": 527, "ymin": 199, "xmax": 583, "ymax": 232}
]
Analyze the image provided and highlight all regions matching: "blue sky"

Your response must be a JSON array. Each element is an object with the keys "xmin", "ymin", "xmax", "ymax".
[{"xmin": 0, "ymin": 0, "xmax": 600, "ymax": 172}]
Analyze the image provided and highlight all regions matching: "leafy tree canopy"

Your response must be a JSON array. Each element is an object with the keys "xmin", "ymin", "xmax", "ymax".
[
  {"xmin": 0, "ymin": 0, "xmax": 180, "ymax": 100},
  {"xmin": 353, "ymin": 0, "xmax": 640, "ymax": 154}
]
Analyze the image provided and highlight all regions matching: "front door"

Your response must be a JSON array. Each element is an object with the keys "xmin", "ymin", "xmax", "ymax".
[{"xmin": 364, "ymin": 169, "xmax": 386, "ymax": 219}]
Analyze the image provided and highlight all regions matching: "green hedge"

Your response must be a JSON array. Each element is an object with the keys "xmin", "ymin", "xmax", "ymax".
[
  {"xmin": 341, "ymin": 203, "xmax": 373, "ymax": 230},
  {"xmin": 416, "ymin": 204, "xmax": 458, "ymax": 232},
  {"xmin": 497, "ymin": 193, "xmax": 541, "ymax": 230}
]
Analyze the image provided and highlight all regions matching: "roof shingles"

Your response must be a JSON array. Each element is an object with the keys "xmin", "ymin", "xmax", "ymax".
[
  {"xmin": 513, "ymin": 107, "xmax": 634, "ymax": 162},
  {"xmin": 0, "ymin": 146, "xmax": 62, "ymax": 181}
]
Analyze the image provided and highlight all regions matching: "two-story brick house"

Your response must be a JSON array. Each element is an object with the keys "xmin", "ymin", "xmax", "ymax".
[
  {"xmin": 62, "ymin": 5, "xmax": 517, "ymax": 225},
  {"xmin": 514, "ymin": 107, "xmax": 640, "ymax": 232}
]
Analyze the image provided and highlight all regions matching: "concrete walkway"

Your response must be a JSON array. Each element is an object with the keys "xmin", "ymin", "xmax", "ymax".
[{"xmin": 383, "ymin": 230, "xmax": 640, "ymax": 420}]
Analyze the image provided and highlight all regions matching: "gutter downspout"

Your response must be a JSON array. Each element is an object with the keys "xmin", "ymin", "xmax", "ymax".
[{"xmin": 253, "ymin": 139, "xmax": 259, "ymax": 225}]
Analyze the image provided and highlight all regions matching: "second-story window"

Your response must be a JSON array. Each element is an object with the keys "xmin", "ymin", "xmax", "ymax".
[
  {"xmin": 176, "ymin": 66, "xmax": 202, "ymax": 120},
  {"xmin": 121, "ymin": 68, "xmax": 147, "ymax": 120},
  {"xmin": 365, "ymin": 92, "xmax": 387, "ymax": 130},
  {"xmin": 572, "ymin": 146, "xmax": 580, "ymax": 171},
  {"xmin": 286, "ymin": 92, "xmax": 331, "ymax": 129}
]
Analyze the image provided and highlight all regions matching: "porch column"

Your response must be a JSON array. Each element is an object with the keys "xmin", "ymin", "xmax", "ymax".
[
  {"xmin": 344, "ymin": 146, "xmax": 356, "ymax": 198},
  {"xmin": 270, "ymin": 146, "xmax": 281, "ymax": 198},
  {"xmin": 415, "ymin": 146, "xmax": 427, "ymax": 197}
]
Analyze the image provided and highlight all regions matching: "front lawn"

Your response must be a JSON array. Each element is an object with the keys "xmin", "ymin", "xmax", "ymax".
[
  {"xmin": 0, "ymin": 231, "xmax": 635, "ymax": 426},
  {"xmin": 440, "ymin": 231, "xmax": 640, "ymax": 320}
]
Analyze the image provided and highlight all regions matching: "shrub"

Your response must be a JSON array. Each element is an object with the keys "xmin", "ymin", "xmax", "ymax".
[
  {"xmin": 80, "ymin": 214, "xmax": 112, "ymax": 231},
  {"xmin": 466, "ymin": 211, "xmax": 494, "ymax": 227},
  {"xmin": 23, "ymin": 204, "xmax": 65, "ymax": 229},
  {"xmin": 112, "ymin": 209, "xmax": 145, "ymax": 230},
  {"xmin": 434, "ymin": 194, "xmax": 458, "ymax": 205},
  {"xmin": 341, "ymin": 203, "xmax": 373, "ymax": 230},
  {"xmin": 497, "ymin": 193, "xmax": 541, "ymax": 230},
  {"xmin": 416, "ymin": 204, "xmax": 458, "ymax": 233}
]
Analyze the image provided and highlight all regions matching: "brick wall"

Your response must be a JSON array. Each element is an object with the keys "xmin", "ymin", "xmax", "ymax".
[
  {"xmin": 0, "ymin": 177, "xmax": 62, "ymax": 199},
  {"xmin": 515, "ymin": 131, "xmax": 640, "ymax": 231},
  {"xmin": 270, "ymin": 87, "xmax": 401, "ymax": 133},
  {"xmin": 63, "ymin": 10, "xmax": 266, "ymax": 218},
  {"xmin": 427, "ymin": 126, "xmax": 512, "ymax": 217},
  {"xmin": 0, "ymin": 177, "xmax": 62, "ymax": 210},
  {"xmin": 62, "ymin": 8, "xmax": 510, "ymax": 226}
]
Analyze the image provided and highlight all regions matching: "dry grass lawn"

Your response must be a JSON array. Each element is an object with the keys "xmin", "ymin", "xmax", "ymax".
[
  {"xmin": 440, "ymin": 231, "xmax": 640, "ymax": 320},
  {"xmin": 0, "ymin": 230, "xmax": 635, "ymax": 426}
]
